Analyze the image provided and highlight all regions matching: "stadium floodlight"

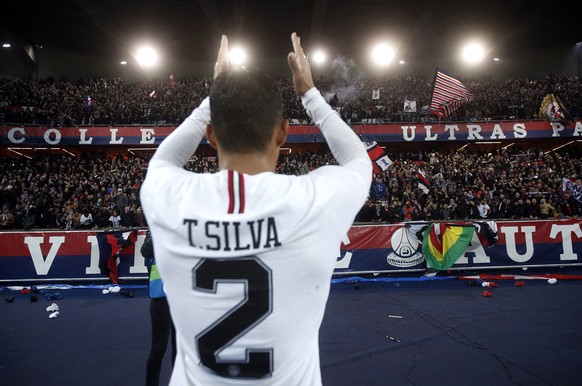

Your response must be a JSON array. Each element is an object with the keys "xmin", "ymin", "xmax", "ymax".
[
  {"xmin": 399, "ymin": 60, "xmax": 406, "ymax": 64},
  {"xmin": 120, "ymin": 60, "xmax": 127, "ymax": 65},
  {"xmin": 135, "ymin": 46, "xmax": 159, "ymax": 68},
  {"xmin": 312, "ymin": 50, "xmax": 326, "ymax": 65},
  {"xmin": 229, "ymin": 47, "xmax": 247, "ymax": 65},
  {"xmin": 2, "ymin": 43, "xmax": 11, "ymax": 48},
  {"xmin": 462, "ymin": 42, "xmax": 485, "ymax": 64},
  {"xmin": 371, "ymin": 43, "xmax": 395, "ymax": 66},
  {"xmin": 493, "ymin": 57, "xmax": 500, "ymax": 61}
]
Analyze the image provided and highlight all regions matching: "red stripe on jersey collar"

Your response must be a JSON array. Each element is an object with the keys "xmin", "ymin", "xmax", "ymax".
[
  {"xmin": 227, "ymin": 170, "xmax": 245, "ymax": 214},
  {"xmin": 227, "ymin": 170, "xmax": 235, "ymax": 214},
  {"xmin": 238, "ymin": 172, "xmax": 245, "ymax": 213}
]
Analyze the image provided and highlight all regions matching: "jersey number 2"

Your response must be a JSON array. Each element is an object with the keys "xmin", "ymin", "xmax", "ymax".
[{"xmin": 193, "ymin": 257, "xmax": 273, "ymax": 379}]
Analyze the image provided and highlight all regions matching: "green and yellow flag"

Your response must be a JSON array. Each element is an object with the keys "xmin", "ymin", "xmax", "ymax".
[{"xmin": 422, "ymin": 223, "xmax": 474, "ymax": 270}]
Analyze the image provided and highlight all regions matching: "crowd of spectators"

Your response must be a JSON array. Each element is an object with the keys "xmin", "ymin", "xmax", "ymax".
[
  {"xmin": 1, "ymin": 145, "xmax": 581, "ymax": 231},
  {"xmin": 1, "ymin": 74, "xmax": 580, "ymax": 126},
  {"xmin": 0, "ymin": 153, "xmax": 146, "ymax": 231},
  {"xmin": 1, "ymin": 73, "xmax": 581, "ymax": 230},
  {"xmin": 355, "ymin": 146, "xmax": 582, "ymax": 222}
]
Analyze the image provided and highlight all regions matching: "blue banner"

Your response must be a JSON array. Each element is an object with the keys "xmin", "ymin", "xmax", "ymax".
[{"xmin": 1, "ymin": 219, "xmax": 581, "ymax": 282}]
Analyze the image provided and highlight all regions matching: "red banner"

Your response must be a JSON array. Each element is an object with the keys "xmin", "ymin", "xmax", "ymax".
[
  {"xmin": 0, "ymin": 229, "xmax": 147, "ymax": 282},
  {"xmin": 337, "ymin": 219, "xmax": 582, "ymax": 273},
  {"xmin": 2, "ymin": 120, "xmax": 581, "ymax": 145},
  {"xmin": 1, "ymin": 219, "xmax": 581, "ymax": 282}
]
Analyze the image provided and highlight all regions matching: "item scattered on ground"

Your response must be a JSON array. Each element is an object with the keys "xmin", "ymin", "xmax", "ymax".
[
  {"xmin": 119, "ymin": 290, "xmax": 134, "ymax": 298},
  {"xmin": 44, "ymin": 292, "xmax": 62, "ymax": 301},
  {"xmin": 102, "ymin": 286, "xmax": 122, "ymax": 294}
]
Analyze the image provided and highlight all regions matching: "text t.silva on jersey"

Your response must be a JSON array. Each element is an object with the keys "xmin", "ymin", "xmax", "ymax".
[{"xmin": 183, "ymin": 217, "xmax": 282, "ymax": 252}]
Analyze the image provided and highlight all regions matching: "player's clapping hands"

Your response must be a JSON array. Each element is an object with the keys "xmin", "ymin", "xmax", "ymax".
[
  {"xmin": 287, "ymin": 32, "xmax": 315, "ymax": 96},
  {"xmin": 214, "ymin": 35, "xmax": 230, "ymax": 80}
]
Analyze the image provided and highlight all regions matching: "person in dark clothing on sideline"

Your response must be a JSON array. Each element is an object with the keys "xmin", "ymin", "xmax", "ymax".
[{"xmin": 141, "ymin": 231, "xmax": 176, "ymax": 386}]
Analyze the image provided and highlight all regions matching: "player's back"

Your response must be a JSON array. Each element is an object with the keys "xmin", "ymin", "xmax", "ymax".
[{"xmin": 142, "ymin": 165, "xmax": 365, "ymax": 385}]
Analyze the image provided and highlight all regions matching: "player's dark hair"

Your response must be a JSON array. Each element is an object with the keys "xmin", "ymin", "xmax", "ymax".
[{"xmin": 210, "ymin": 69, "xmax": 283, "ymax": 154}]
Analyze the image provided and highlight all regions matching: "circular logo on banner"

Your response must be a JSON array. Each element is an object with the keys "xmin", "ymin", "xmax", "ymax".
[{"xmin": 386, "ymin": 227, "xmax": 424, "ymax": 268}]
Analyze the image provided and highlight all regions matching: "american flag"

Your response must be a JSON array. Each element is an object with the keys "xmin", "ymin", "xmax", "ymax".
[{"xmin": 429, "ymin": 68, "xmax": 474, "ymax": 118}]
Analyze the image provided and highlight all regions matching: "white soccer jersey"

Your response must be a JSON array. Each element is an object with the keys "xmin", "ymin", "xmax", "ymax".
[{"xmin": 141, "ymin": 88, "xmax": 371, "ymax": 386}]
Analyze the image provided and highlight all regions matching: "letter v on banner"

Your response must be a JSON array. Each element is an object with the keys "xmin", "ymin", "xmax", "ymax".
[
  {"xmin": 361, "ymin": 135, "xmax": 392, "ymax": 175},
  {"xmin": 24, "ymin": 236, "xmax": 66, "ymax": 275}
]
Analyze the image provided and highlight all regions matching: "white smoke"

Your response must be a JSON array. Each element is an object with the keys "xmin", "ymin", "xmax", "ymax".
[
  {"xmin": 326, "ymin": 55, "xmax": 365, "ymax": 104},
  {"xmin": 331, "ymin": 56, "xmax": 359, "ymax": 80}
]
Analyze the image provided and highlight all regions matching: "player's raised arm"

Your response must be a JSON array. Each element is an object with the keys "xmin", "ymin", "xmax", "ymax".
[
  {"xmin": 287, "ymin": 32, "xmax": 315, "ymax": 96},
  {"xmin": 287, "ymin": 32, "xmax": 371, "ymax": 179},
  {"xmin": 149, "ymin": 35, "xmax": 229, "ymax": 169},
  {"xmin": 214, "ymin": 34, "xmax": 230, "ymax": 80}
]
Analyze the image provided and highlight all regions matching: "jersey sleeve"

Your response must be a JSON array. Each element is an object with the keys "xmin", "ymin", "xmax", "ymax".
[
  {"xmin": 141, "ymin": 98, "xmax": 210, "ymax": 223},
  {"xmin": 302, "ymin": 88, "xmax": 372, "ymax": 181},
  {"xmin": 148, "ymin": 97, "xmax": 210, "ymax": 170},
  {"xmin": 301, "ymin": 88, "xmax": 372, "ymax": 235}
]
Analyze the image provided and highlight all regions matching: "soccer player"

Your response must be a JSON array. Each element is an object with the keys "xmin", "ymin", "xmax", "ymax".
[{"xmin": 140, "ymin": 33, "xmax": 372, "ymax": 385}]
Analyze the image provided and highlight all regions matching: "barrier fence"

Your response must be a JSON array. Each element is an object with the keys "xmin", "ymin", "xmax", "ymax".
[{"xmin": 1, "ymin": 218, "xmax": 581, "ymax": 282}]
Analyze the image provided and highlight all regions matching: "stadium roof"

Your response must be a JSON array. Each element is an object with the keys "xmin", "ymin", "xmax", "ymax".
[{"xmin": 1, "ymin": 0, "xmax": 581, "ymax": 77}]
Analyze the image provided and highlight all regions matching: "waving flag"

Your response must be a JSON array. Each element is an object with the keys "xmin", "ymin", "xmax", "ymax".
[
  {"xmin": 97, "ymin": 230, "xmax": 138, "ymax": 283},
  {"xmin": 362, "ymin": 137, "xmax": 392, "ymax": 174},
  {"xmin": 418, "ymin": 169, "xmax": 430, "ymax": 194},
  {"xmin": 86, "ymin": 95, "xmax": 92, "ymax": 107},
  {"xmin": 540, "ymin": 94, "xmax": 568, "ymax": 123},
  {"xmin": 422, "ymin": 223, "xmax": 474, "ymax": 270},
  {"xmin": 474, "ymin": 221, "xmax": 498, "ymax": 247},
  {"xmin": 372, "ymin": 89, "xmax": 380, "ymax": 100},
  {"xmin": 563, "ymin": 178, "xmax": 582, "ymax": 203},
  {"xmin": 404, "ymin": 99, "xmax": 417, "ymax": 113},
  {"xmin": 429, "ymin": 68, "xmax": 474, "ymax": 118}
]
